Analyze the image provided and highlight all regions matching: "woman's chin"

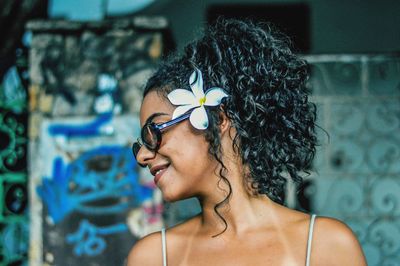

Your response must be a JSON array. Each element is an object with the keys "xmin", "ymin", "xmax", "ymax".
[
  {"xmin": 161, "ymin": 190, "xmax": 194, "ymax": 203},
  {"xmin": 161, "ymin": 191, "xmax": 181, "ymax": 202}
]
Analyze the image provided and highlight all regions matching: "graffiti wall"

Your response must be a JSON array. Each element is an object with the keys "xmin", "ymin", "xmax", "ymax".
[
  {"xmin": 27, "ymin": 17, "xmax": 171, "ymax": 266},
  {"xmin": 33, "ymin": 114, "xmax": 162, "ymax": 265}
]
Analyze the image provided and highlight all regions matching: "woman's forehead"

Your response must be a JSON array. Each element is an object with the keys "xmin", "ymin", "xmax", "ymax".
[{"xmin": 140, "ymin": 91, "xmax": 174, "ymax": 125}]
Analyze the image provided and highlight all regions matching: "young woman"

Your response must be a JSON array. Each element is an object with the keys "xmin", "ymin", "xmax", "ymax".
[{"xmin": 127, "ymin": 19, "xmax": 366, "ymax": 265}]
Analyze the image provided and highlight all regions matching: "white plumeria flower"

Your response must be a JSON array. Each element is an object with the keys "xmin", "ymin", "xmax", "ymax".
[{"xmin": 167, "ymin": 68, "xmax": 228, "ymax": 130}]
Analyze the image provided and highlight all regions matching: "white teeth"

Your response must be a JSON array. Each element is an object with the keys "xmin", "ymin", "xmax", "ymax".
[{"xmin": 153, "ymin": 165, "xmax": 169, "ymax": 176}]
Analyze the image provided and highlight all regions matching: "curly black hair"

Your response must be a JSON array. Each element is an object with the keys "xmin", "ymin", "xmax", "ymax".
[{"xmin": 143, "ymin": 18, "xmax": 317, "ymax": 235}]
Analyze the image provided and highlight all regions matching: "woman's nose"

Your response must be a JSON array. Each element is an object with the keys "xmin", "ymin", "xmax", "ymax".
[{"xmin": 136, "ymin": 145, "xmax": 156, "ymax": 166}]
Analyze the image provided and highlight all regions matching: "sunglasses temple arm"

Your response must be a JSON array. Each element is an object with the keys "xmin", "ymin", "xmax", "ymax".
[{"xmin": 156, "ymin": 112, "xmax": 191, "ymax": 131}]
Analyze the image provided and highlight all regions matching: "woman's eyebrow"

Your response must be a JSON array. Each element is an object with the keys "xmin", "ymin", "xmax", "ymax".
[{"xmin": 145, "ymin": 112, "xmax": 169, "ymax": 124}]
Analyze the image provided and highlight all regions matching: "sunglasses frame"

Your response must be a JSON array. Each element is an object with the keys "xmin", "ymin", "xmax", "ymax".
[{"xmin": 132, "ymin": 112, "xmax": 191, "ymax": 164}]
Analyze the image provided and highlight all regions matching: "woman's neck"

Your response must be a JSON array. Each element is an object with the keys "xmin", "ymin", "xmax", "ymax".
[
  {"xmin": 196, "ymin": 157, "xmax": 283, "ymax": 237},
  {"xmin": 199, "ymin": 193, "xmax": 277, "ymax": 234},
  {"xmin": 195, "ymin": 126, "xmax": 286, "ymax": 237}
]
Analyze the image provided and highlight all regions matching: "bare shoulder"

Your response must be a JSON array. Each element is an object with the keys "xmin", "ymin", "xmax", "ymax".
[
  {"xmin": 312, "ymin": 216, "xmax": 367, "ymax": 265},
  {"xmin": 126, "ymin": 215, "xmax": 201, "ymax": 266},
  {"xmin": 126, "ymin": 231, "xmax": 163, "ymax": 266}
]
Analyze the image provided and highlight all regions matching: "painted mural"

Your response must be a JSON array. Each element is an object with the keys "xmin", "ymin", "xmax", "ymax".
[
  {"xmin": 32, "ymin": 113, "xmax": 163, "ymax": 265},
  {"xmin": 26, "ymin": 17, "xmax": 171, "ymax": 266}
]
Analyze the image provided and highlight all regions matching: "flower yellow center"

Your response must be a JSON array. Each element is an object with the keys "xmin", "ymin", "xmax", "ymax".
[{"xmin": 199, "ymin": 96, "xmax": 206, "ymax": 106}]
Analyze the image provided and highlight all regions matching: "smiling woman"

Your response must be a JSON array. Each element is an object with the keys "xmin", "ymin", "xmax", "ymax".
[{"xmin": 127, "ymin": 18, "xmax": 367, "ymax": 266}]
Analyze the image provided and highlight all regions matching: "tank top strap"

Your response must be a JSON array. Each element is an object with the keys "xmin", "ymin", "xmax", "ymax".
[
  {"xmin": 306, "ymin": 214, "xmax": 317, "ymax": 266},
  {"xmin": 161, "ymin": 228, "xmax": 167, "ymax": 266}
]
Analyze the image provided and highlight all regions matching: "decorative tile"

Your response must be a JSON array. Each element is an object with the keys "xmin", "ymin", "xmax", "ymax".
[
  {"xmin": 368, "ymin": 59, "xmax": 400, "ymax": 96},
  {"xmin": 366, "ymin": 138, "xmax": 400, "ymax": 174},
  {"xmin": 327, "ymin": 138, "xmax": 365, "ymax": 174},
  {"xmin": 308, "ymin": 62, "xmax": 362, "ymax": 96},
  {"xmin": 0, "ymin": 220, "xmax": 29, "ymax": 264},
  {"xmin": 365, "ymin": 100, "xmax": 400, "ymax": 135},
  {"xmin": 366, "ymin": 218, "xmax": 400, "ymax": 257},
  {"xmin": 311, "ymin": 175, "xmax": 368, "ymax": 217},
  {"xmin": 369, "ymin": 176, "xmax": 400, "ymax": 216},
  {"xmin": 329, "ymin": 102, "xmax": 364, "ymax": 136}
]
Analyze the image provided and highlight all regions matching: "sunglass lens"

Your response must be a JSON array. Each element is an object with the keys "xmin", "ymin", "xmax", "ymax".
[
  {"xmin": 132, "ymin": 142, "xmax": 146, "ymax": 168},
  {"xmin": 132, "ymin": 142, "xmax": 141, "ymax": 159},
  {"xmin": 142, "ymin": 124, "xmax": 159, "ymax": 149}
]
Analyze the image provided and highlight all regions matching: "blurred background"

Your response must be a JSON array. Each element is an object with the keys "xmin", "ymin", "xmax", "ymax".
[{"xmin": 0, "ymin": 0, "xmax": 399, "ymax": 265}]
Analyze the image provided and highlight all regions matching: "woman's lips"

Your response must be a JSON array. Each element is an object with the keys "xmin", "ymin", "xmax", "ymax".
[
  {"xmin": 154, "ymin": 167, "xmax": 168, "ymax": 184},
  {"xmin": 150, "ymin": 163, "xmax": 170, "ymax": 184}
]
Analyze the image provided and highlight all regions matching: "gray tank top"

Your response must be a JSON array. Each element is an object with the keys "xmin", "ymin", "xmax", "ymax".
[{"xmin": 161, "ymin": 214, "xmax": 317, "ymax": 266}]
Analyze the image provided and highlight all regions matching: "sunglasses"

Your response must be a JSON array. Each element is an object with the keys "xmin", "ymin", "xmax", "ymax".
[{"xmin": 132, "ymin": 112, "xmax": 191, "ymax": 166}]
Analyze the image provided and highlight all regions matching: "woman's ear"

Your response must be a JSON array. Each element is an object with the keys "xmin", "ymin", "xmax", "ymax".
[{"xmin": 219, "ymin": 110, "xmax": 231, "ymax": 135}]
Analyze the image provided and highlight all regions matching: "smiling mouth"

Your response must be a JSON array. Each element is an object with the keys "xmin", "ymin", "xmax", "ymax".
[
  {"xmin": 150, "ymin": 164, "xmax": 170, "ymax": 184},
  {"xmin": 154, "ymin": 167, "xmax": 169, "ymax": 184}
]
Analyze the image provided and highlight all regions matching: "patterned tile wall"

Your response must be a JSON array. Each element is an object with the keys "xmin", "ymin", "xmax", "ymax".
[
  {"xmin": 1, "ymin": 64, "xmax": 29, "ymax": 266},
  {"xmin": 306, "ymin": 55, "xmax": 400, "ymax": 266}
]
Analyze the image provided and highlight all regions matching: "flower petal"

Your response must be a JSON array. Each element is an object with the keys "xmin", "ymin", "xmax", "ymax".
[
  {"xmin": 189, "ymin": 106, "xmax": 208, "ymax": 130},
  {"xmin": 167, "ymin": 89, "xmax": 197, "ymax": 105},
  {"xmin": 189, "ymin": 69, "xmax": 205, "ymax": 100},
  {"xmin": 172, "ymin": 105, "xmax": 195, "ymax": 119},
  {"xmin": 204, "ymin": 87, "xmax": 228, "ymax": 106}
]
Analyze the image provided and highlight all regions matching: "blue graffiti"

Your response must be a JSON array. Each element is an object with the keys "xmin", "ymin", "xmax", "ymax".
[
  {"xmin": 37, "ymin": 116, "xmax": 150, "ymax": 258},
  {"xmin": 48, "ymin": 112, "xmax": 113, "ymax": 137},
  {"xmin": 37, "ymin": 145, "xmax": 153, "ymax": 223},
  {"xmin": 37, "ymin": 157, "xmax": 77, "ymax": 223},
  {"xmin": 66, "ymin": 219, "xmax": 128, "ymax": 256}
]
